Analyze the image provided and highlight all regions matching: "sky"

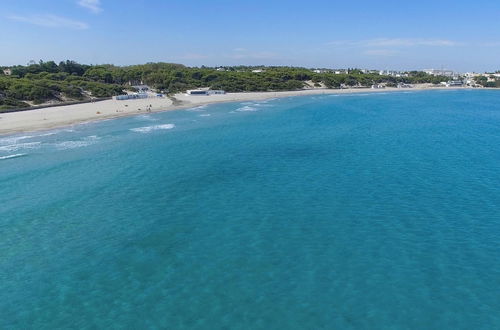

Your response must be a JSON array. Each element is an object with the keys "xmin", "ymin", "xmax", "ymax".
[{"xmin": 1, "ymin": 0, "xmax": 499, "ymax": 72}]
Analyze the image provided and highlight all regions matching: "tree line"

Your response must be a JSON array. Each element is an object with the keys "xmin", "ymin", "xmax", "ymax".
[{"xmin": 1, "ymin": 60, "xmax": 455, "ymax": 111}]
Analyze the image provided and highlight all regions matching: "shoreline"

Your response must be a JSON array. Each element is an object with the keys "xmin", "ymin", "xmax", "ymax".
[{"xmin": 0, "ymin": 86, "xmax": 487, "ymax": 135}]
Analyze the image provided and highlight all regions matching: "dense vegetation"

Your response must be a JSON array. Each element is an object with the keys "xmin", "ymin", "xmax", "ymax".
[
  {"xmin": 0, "ymin": 61, "xmax": 124, "ymax": 110},
  {"xmin": 0, "ymin": 60, "xmax": 466, "ymax": 111}
]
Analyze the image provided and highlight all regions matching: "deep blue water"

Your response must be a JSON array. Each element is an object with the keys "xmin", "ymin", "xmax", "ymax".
[{"xmin": 1, "ymin": 90, "xmax": 499, "ymax": 329}]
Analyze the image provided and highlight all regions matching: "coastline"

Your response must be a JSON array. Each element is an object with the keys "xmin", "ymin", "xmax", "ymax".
[{"xmin": 0, "ymin": 86, "xmax": 483, "ymax": 135}]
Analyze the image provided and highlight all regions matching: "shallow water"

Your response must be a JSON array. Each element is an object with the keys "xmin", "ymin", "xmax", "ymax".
[{"xmin": 1, "ymin": 90, "xmax": 499, "ymax": 329}]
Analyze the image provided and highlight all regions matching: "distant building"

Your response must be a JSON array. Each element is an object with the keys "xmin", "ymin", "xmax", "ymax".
[
  {"xmin": 470, "ymin": 72, "xmax": 500, "ymax": 82},
  {"xmin": 424, "ymin": 69, "xmax": 455, "ymax": 77},
  {"xmin": 132, "ymin": 85, "xmax": 150, "ymax": 92},
  {"xmin": 397, "ymin": 83, "xmax": 413, "ymax": 88},
  {"xmin": 187, "ymin": 89, "xmax": 225, "ymax": 95},
  {"xmin": 114, "ymin": 93, "xmax": 149, "ymax": 100},
  {"xmin": 3, "ymin": 68, "xmax": 12, "ymax": 75},
  {"xmin": 313, "ymin": 69, "xmax": 330, "ymax": 74},
  {"xmin": 127, "ymin": 80, "xmax": 144, "ymax": 86},
  {"xmin": 379, "ymin": 70, "xmax": 407, "ymax": 77},
  {"xmin": 207, "ymin": 90, "xmax": 226, "ymax": 95},
  {"xmin": 464, "ymin": 72, "xmax": 480, "ymax": 78},
  {"xmin": 446, "ymin": 80, "xmax": 464, "ymax": 87},
  {"xmin": 251, "ymin": 69, "xmax": 264, "ymax": 73},
  {"xmin": 216, "ymin": 67, "xmax": 226, "ymax": 71},
  {"xmin": 187, "ymin": 90, "xmax": 208, "ymax": 95}
]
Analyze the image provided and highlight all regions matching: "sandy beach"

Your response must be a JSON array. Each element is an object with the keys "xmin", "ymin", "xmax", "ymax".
[{"xmin": 0, "ymin": 86, "xmax": 473, "ymax": 135}]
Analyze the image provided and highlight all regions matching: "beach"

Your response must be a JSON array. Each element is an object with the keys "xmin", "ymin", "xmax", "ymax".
[{"xmin": 0, "ymin": 85, "xmax": 472, "ymax": 135}]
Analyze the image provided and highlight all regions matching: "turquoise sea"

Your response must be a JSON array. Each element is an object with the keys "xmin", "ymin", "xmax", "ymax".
[{"xmin": 1, "ymin": 90, "xmax": 499, "ymax": 329}]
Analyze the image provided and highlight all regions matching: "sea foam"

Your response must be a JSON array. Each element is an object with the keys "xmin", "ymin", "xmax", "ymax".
[
  {"xmin": 0, "ymin": 142, "xmax": 41, "ymax": 152},
  {"xmin": 235, "ymin": 105, "xmax": 258, "ymax": 112},
  {"xmin": 130, "ymin": 124, "xmax": 175, "ymax": 133},
  {"xmin": 186, "ymin": 105, "xmax": 207, "ymax": 112},
  {"xmin": 0, "ymin": 135, "xmax": 35, "ymax": 145},
  {"xmin": 55, "ymin": 136, "xmax": 100, "ymax": 150},
  {"xmin": 234, "ymin": 100, "xmax": 276, "ymax": 113},
  {"xmin": 136, "ymin": 115, "xmax": 158, "ymax": 121},
  {"xmin": 0, "ymin": 153, "xmax": 26, "ymax": 160}
]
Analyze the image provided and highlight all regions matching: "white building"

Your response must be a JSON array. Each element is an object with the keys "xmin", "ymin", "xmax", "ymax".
[{"xmin": 3, "ymin": 68, "xmax": 12, "ymax": 75}]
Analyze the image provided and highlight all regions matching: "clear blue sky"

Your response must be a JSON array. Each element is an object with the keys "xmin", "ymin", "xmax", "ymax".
[{"xmin": 1, "ymin": 0, "xmax": 499, "ymax": 72}]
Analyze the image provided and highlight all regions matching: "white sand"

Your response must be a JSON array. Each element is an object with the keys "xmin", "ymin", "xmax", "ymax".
[{"xmin": 0, "ymin": 86, "xmax": 470, "ymax": 135}]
